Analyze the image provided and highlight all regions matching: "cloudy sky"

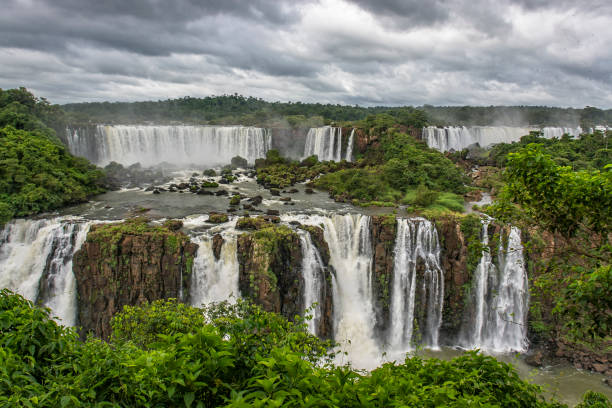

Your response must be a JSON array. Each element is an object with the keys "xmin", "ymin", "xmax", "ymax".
[{"xmin": 1, "ymin": 0, "xmax": 611, "ymax": 107}]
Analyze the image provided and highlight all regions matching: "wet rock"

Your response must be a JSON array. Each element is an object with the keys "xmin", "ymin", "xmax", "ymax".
[
  {"xmin": 288, "ymin": 188, "xmax": 299, "ymax": 193},
  {"xmin": 177, "ymin": 183, "xmax": 189, "ymax": 190},
  {"xmin": 249, "ymin": 195, "xmax": 263, "ymax": 206},
  {"xmin": 305, "ymin": 188, "xmax": 314, "ymax": 194},
  {"xmin": 266, "ymin": 209, "xmax": 280, "ymax": 216},
  {"xmin": 153, "ymin": 189, "xmax": 161, "ymax": 195},
  {"xmin": 269, "ymin": 188, "xmax": 280, "ymax": 196},
  {"xmin": 163, "ymin": 220, "xmax": 183, "ymax": 231},
  {"xmin": 212, "ymin": 233, "xmax": 224, "ymax": 260},
  {"xmin": 215, "ymin": 190, "xmax": 228, "ymax": 196},
  {"xmin": 279, "ymin": 197, "xmax": 292, "ymax": 202},
  {"xmin": 196, "ymin": 189, "xmax": 213, "ymax": 195},
  {"xmin": 525, "ymin": 350, "xmax": 545, "ymax": 367},
  {"xmin": 144, "ymin": 186, "xmax": 155, "ymax": 192},
  {"xmin": 243, "ymin": 204, "xmax": 254, "ymax": 210},
  {"xmin": 592, "ymin": 363, "xmax": 607, "ymax": 373}
]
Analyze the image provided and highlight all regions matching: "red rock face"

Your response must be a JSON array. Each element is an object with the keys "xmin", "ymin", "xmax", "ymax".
[{"xmin": 73, "ymin": 223, "xmax": 197, "ymax": 339}]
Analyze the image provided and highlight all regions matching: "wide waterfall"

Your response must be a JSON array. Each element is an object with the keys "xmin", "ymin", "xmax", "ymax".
[
  {"xmin": 303, "ymin": 126, "xmax": 343, "ymax": 162},
  {"xmin": 190, "ymin": 232, "xmax": 239, "ymax": 307},
  {"xmin": 297, "ymin": 230, "xmax": 326, "ymax": 336},
  {"xmin": 462, "ymin": 218, "xmax": 528, "ymax": 352},
  {"xmin": 345, "ymin": 129, "xmax": 355, "ymax": 162},
  {"xmin": 389, "ymin": 218, "xmax": 444, "ymax": 350},
  {"xmin": 0, "ymin": 218, "xmax": 91, "ymax": 326},
  {"xmin": 65, "ymin": 125, "xmax": 272, "ymax": 167},
  {"xmin": 423, "ymin": 126, "xmax": 583, "ymax": 152}
]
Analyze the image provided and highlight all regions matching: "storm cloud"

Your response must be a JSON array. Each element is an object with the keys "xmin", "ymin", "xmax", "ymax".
[{"xmin": 0, "ymin": 0, "xmax": 610, "ymax": 107}]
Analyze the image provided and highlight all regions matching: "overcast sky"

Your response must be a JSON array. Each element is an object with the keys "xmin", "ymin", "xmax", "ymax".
[{"xmin": 1, "ymin": 0, "xmax": 611, "ymax": 107}]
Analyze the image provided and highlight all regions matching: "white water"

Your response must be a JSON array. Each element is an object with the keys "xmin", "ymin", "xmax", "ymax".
[
  {"xmin": 345, "ymin": 129, "xmax": 355, "ymax": 162},
  {"xmin": 0, "ymin": 218, "xmax": 91, "ymax": 325},
  {"xmin": 297, "ymin": 230, "xmax": 326, "ymax": 335},
  {"xmin": 66, "ymin": 125, "xmax": 271, "ymax": 167},
  {"xmin": 464, "ymin": 219, "xmax": 528, "ymax": 353},
  {"xmin": 190, "ymin": 231, "xmax": 240, "ymax": 306},
  {"xmin": 423, "ymin": 126, "xmax": 583, "ymax": 152},
  {"xmin": 389, "ymin": 218, "xmax": 444, "ymax": 351},
  {"xmin": 303, "ymin": 126, "xmax": 343, "ymax": 162}
]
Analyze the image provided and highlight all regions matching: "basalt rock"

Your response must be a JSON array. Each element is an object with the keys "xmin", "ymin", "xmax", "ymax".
[
  {"xmin": 369, "ymin": 215, "xmax": 398, "ymax": 335},
  {"xmin": 73, "ymin": 218, "xmax": 198, "ymax": 340},
  {"xmin": 237, "ymin": 223, "xmax": 303, "ymax": 320},
  {"xmin": 212, "ymin": 233, "xmax": 224, "ymax": 260}
]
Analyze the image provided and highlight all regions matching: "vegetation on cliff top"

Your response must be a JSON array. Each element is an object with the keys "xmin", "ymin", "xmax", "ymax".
[
  {"xmin": 3, "ymin": 290, "xmax": 606, "ymax": 407},
  {"xmin": 0, "ymin": 88, "xmax": 105, "ymax": 226}
]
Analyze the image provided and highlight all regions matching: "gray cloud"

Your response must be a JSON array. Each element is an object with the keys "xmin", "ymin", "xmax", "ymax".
[{"xmin": 0, "ymin": 0, "xmax": 610, "ymax": 108}]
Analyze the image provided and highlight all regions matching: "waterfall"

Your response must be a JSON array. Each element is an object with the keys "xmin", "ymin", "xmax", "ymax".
[
  {"xmin": 541, "ymin": 127, "xmax": 582, "ymax": 139},
  {"xmin": 464, "ymin": 219, "xmax": 528, "ymax": 352},
  {"xmin": 297, "ymin": 230, "xmax": 326, "ymax": 336},
  {"xmin": 423, "ymin": 125, "xmax": 586, "ymax": 152},
  {"xmin": 190, "ymin": 232, "xmax": 239, "ymax": 306},
  {"xmin": 389, "ymin": 218, "xmax": 444, "ymax": 350},
  {"xmin": 0, "ymin": 218, "xmax": 91, "ymax": 325},
  {"xmin": 303, "ymin": 126, "xmax": 343, "ymax": 162},
  {"xmin": 345, "ymin": 129, "xmax": 355, "ymax": 162},
  {"xmin": 64, "ymin": 125, "xmax": 271, "ymax": 167}
]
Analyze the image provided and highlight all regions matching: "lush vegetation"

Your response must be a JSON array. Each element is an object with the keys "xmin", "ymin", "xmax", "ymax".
[
  {"xmin": 313, "ymin": 124, "xmax": 468, "ymax": 210},
  {"xmin": 0, "ymin": 88, "xmax": 105, "ymax": 225},
  {"xmin": 3, "ymin": 290, "xmax": 607, "ymax": 407},
  {"xmin": 485, "ymin": 145, "xmax": 611, "ymax": 346},
  {"xmin": 63, "ymin": 94, "xmax": 429, "ymax": 128}
]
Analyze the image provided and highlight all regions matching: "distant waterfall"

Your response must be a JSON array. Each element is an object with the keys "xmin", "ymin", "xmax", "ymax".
[
  {"xmin": 303, "ymin": 126, "xmax": 343, "ymax": 162},
  {"xmin": 423, "ymin": 126, "xmax": 583, "ymax": 152},
  {"xmin": 389, "ymin": 218, "xmax": 444, "ymax": 350},
  {"xmin": 65, "ymin": 125, "xmax": 272, "ymax": 167},
  {"xmin": 345, "ymin": 129, "xmax": 355, "ymax": 162},
  {"xmin": 0, "ymin": 218, "xmax": 91, "ymax": 326},
  {"xmin": 297, "ymin": 230, "xmax": 326, "ymax": 335},
  {"xmin": 463, "ymin": 219, "xmax": 528, "ymax": 352},
  {"xmin": 190, "ymin": 232, "xmax": 239, "ymax": 306}
]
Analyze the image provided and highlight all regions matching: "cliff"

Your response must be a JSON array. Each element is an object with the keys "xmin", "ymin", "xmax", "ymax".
[{"xmin": 73, "ymin": 218, "xmax": 198, "ymax": 339}]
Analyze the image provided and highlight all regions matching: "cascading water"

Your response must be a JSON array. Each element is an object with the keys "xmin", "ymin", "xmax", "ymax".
[
  {"xmin": 463, "ymin": 218, "xmax": 528, "ymax": 352},
  {"xmin": 190, "ymin": 232, "xmax": 240, "ymax": 307},
  {"xmin": 389, "ymin": 218, "xmax": 444, "ymax": 351},
  {"xmin": 303, "ymin": 126, "xmax": 343, "ymax": 161},
  {"xmin": 297, "ymin": 230, "xmax": 326, "ymax": 336},
  {"xmin": 423, "ymin": 126, "xmax": 584, "ymax": 152},
  {"xmin": 0, "ymin": 218, "xmax": 91, "ymax": 325},
  {"xmin": 345, "ymin": 129, "xmax": 355, "ymax": 162},
  {"xmin": 65, "ymin": 125, "xmax": 271, "ymax": 167}
]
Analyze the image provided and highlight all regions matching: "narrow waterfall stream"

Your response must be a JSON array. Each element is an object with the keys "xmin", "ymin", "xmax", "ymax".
[
  {"xmin": 190, "ymin": 232, "xmax": 240, "ymax": 306},
  {"xmin": 303, "ymin": 126, "xmax": 343, "ymax": 161},
  {"xmin": 297, "ymin": 230, "xmax": 326, "ymax": 336},
  {"xmin": 463, "ymin": 218, "xmax": 529, "ymax": 352},
  {"xmin": 0, "ymin": 218, "xmax": 92, "ymax": 325},
  {"xmin": 389, "ymin": 218, "xmax": 444, "ymax": 351},
  {"xmin": 345, "ymin": 129, "xmax": 354, "ymax": 162}
]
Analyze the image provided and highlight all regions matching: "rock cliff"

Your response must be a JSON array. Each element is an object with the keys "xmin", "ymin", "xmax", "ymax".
[{"xmin": 73, "ymin": 218, "xmax": 198, "ymax": 339}]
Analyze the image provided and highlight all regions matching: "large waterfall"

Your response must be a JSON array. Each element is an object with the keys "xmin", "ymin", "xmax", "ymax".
[
  {"xmin": 389, "ymin": 218, "xmax": 444, "ymax": 350},
  {"xmin": 462, "ymin": 219, "xmax": 528, "ymax": 352},
  {"xmin": 303, "ymin": 126, "xmax": 343, "ymax": 162},
  {"xmin": 65, "ymin": 125, "xmax": 272, "ymax": 167},
  {"xmin": 423, "ymin": 126, "xmax": 583, "ymax": 152},
  {"xmin": 0, "ymin": 218, "xmax": 91, "ymax": 326}
]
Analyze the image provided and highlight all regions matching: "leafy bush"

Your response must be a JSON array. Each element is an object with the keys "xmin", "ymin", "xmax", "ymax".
[{"xmin": 0, "ymin": 290, "xmax": 606, "ymax": 407}]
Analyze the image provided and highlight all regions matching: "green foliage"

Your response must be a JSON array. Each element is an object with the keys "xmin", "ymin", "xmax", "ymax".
[
  {"xmin": 0, "ymin": 126, "xmax": 105, "ymax": 225},
  {"xmin": 1, "ymin": 290, "xmax": 605, "ymax": 407},
  {"xmin": 555, "ymin": 265, "xmax": 612, "ymax": 342},
  {"xmin": 487, "ymin": 132, "xmax": 611, "ymax": 170},
  {"xmin": 502, "ymin": 144, "xmax": 611, "ymax": 236}
]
